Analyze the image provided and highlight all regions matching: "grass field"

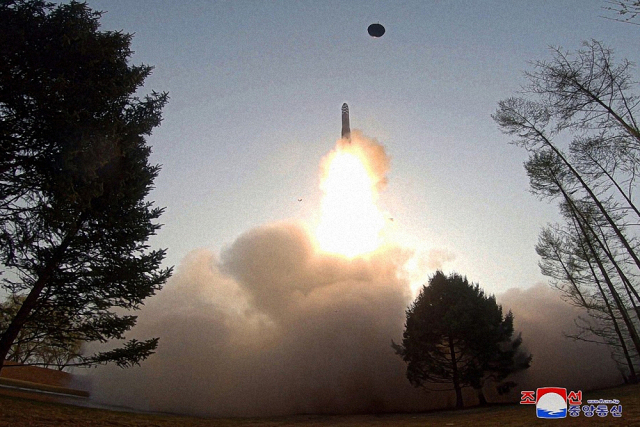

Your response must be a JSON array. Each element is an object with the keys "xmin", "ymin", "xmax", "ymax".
[{"xmin": 0, "ymin": 383, "xmax": 638, "ymax": 426}]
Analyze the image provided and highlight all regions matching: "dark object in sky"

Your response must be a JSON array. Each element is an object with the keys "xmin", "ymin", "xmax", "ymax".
[
  {"xmin": 341, "ymin": 103, "xmax": 350, "ymax": 140},
  {"xmin": 368, "ymin": 23, "xmax": 385, "ymax": 38}
]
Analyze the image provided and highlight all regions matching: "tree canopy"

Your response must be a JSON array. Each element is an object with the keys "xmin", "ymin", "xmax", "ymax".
[
  {"xmin": 393, "ymin": 271, "xmax": 531, "ymax": 409},
  {"xmin": 494, "ymin": 40, "xmax": 640, "ymax": 382},
  {"xmin": 0, "ymin": 0, "xmax": 172, "ymax": 371}
]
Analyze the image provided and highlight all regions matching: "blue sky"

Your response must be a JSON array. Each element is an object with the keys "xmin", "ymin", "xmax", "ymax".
[{"xmin": 87, "ymin": 0, "xmax": 639, "ymax": 294}]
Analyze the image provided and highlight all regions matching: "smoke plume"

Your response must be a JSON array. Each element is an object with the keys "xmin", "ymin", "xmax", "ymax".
[
  {"xmin": 89, "ymin": 134, "xmax": 621, "ymax": 416},
  {"xmin": 91, "ymin": 223, "xmax": 429, "ymax": 416},
  {"xmin": 498, "ymin": 284, "xmax": 620, "ymax": 392}
]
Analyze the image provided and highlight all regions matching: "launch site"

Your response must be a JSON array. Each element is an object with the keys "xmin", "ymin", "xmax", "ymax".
[{"xmin": 1, "ymin": 0, "xmax": 640, "ymax": 425}]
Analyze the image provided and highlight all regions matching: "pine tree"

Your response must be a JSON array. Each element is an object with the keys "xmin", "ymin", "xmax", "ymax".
[
  {"xmin": 393, "ymin": 271, "xmax": 531, "ymax": 408},
  {"xmin": 0, "ymin": 0, "xmax": 172, "ymax": 371}
]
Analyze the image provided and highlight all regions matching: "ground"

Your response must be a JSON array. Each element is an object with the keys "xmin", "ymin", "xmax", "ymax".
[
  {"xmin": 0, "ymin": 360, "xmax": 73, "ymax": 387},
  {"xmin": 0, "ymin": 383, "xmax": 637, "ymax": 426}
]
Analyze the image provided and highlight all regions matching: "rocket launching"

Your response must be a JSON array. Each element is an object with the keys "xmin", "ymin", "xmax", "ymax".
[{"xmin": 341, "ymin": 103, "xmax": 350, "ymax": 140}]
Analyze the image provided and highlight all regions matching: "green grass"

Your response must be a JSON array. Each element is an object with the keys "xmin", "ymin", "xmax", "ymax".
[{"xmin": 0, "ymin": 383, "xmax": 638, "ymax": 426}]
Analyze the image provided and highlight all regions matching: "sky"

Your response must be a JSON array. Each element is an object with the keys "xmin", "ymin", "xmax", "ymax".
[
  {"xmin": 62, "ymin": 0, "xmax": 640, "ymax": 414},
  {"xmin": 80, "ymin": 0, "xmax": 639, "ymax": 296}
]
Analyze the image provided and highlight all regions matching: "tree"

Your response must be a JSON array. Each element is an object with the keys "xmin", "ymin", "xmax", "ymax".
[
  {"xmin": 494, "ymin": 41, "xmax": 640, "ymax": 382},
  {"xmin": 536, "ymin": 208, "xmax": 640, "ymax": 382},
  {"xmin": 0, "ymin": 295, "xmax": 82, "ymax": 370},
  {"xmin": 393, "ymin": 271, "xmax": 531, "ymax": 409},
  {"xmin": 604, "ymin": 1, "xmax": 640, "ymax": 25},
  {"xmin": 494, "ymin": 42, "xmax": 640, "ymax": 273},
  {"xmin": 0, "ymin": 0, "xmax": 172, "ymax": 372}
]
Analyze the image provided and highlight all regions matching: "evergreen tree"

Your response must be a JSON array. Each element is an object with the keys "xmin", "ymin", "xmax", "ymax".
[
  {"xmin": 393, "ymin": 271, "xmax": 531, "ymax": 409},
  {"xmin": 0, "ymin": 0, "xmax": 172, "ymax": 371}
]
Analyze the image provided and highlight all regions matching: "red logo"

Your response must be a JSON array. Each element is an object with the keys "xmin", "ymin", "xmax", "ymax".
[
  {"xmin": 520, "ymin": 391, "xmax": 536, "ymax": 404},
  {"xmin": 568, "ymin": 390, "xmax": 582, "ymax": 405},
  {"xmin": 537, "ymin": 387, "xmax": 567, "ymax": 404}
]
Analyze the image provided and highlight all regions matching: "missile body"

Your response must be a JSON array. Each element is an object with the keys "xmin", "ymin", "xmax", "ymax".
[{"xmin": 341, "ymin": 103, "xmax": 350, "ymax": 140}]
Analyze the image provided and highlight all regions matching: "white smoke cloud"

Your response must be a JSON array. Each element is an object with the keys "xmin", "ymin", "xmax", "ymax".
[
  {"xmin": 89, "ymin": 225, "xmax": 621, "ymax": 416},
  {"xmin": 498, "ymin": 284, "xmax": 620, "ymax": 393},
  {"xmin": 88, "ymin": 134, "xmax": 621, "ymax": 416},
  {"xmin": 91, "ymin": 222, "xmax": 430, "ymax": 416}
]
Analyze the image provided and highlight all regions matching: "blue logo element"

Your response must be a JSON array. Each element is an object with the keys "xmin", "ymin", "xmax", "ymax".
[{"xmin": 537, "ymin": 407, "xmax": 568, "ymax": 418}]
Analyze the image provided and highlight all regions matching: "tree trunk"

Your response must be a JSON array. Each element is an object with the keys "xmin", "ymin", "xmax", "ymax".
[
  {"xmin": 570, "ymin": 207, "xmax": 640, "ymax": 358},
  {"xmin": 553, "ymin": 177, "xmax": 640, "ymax": 358},
  {"xmin": 593, "ymin": 221, "xmax": 640, "ymax": 312},
  {"xmin": 588, "ymin": 153, "xmax": 640, "ymax": 221},
  {"xmin": 536, "ymin": 128, "xmax": 640, "ymax": 275},
  {"xmin": 448, "ymin": 334, "xmax": 464, "ymax": 409},
  {"xmin": 590, "ymin": 263, "xmax": 638, "ymax": 382},
  {"xmin": 0, "ymin": 230, "xmax": 77, "ymax": 373},
  {"xmin": 551, "ymin": 244, "xmax": 588, "ymax": 306},
  {"xmin": 477, "ymin": 388, "xmax": 488, "ymax": 406},
  {"xmin": 577, "ymin": 234, "xmax": 639, "ymax": 383}
]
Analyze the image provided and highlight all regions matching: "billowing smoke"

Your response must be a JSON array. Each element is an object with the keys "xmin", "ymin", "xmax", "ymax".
[
  {"xmin": 89, "ymin": 134, "xmax": 621, "ymax": 417},
  {"xmin": 498, "ymin": 284, "xmax": 620, "ymax": 392},
  {"xmin": 91, "ymin": 223, "xmax": 429, "ymax": 416}
]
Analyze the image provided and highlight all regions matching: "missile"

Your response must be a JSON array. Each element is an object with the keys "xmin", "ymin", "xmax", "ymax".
[{"xmin": 341, "ymin": 103, "xmax": 350, "ymax": 140}]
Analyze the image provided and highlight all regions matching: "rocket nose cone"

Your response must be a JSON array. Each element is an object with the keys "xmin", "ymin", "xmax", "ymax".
[{"xmin": 341, "ymin": 103, "xmax": 350, "ymax": 139}]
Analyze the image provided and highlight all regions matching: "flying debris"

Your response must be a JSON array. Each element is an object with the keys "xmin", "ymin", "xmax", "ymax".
[
  {"xmin": 298, "ymin": 198, "xmax": 303, "ymax": 202},
  {"xmin": 341, "ymin": 103, "xmax": 350, "ymax": 141},
  {"xmin": 367, "ymin": 23, "xmax": 385, "ymax": 38}
]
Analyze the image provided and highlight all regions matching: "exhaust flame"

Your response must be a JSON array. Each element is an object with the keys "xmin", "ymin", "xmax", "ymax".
[{"xmin": 315, "ymin": 133, "xmax": 388, "ymax": 257}]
